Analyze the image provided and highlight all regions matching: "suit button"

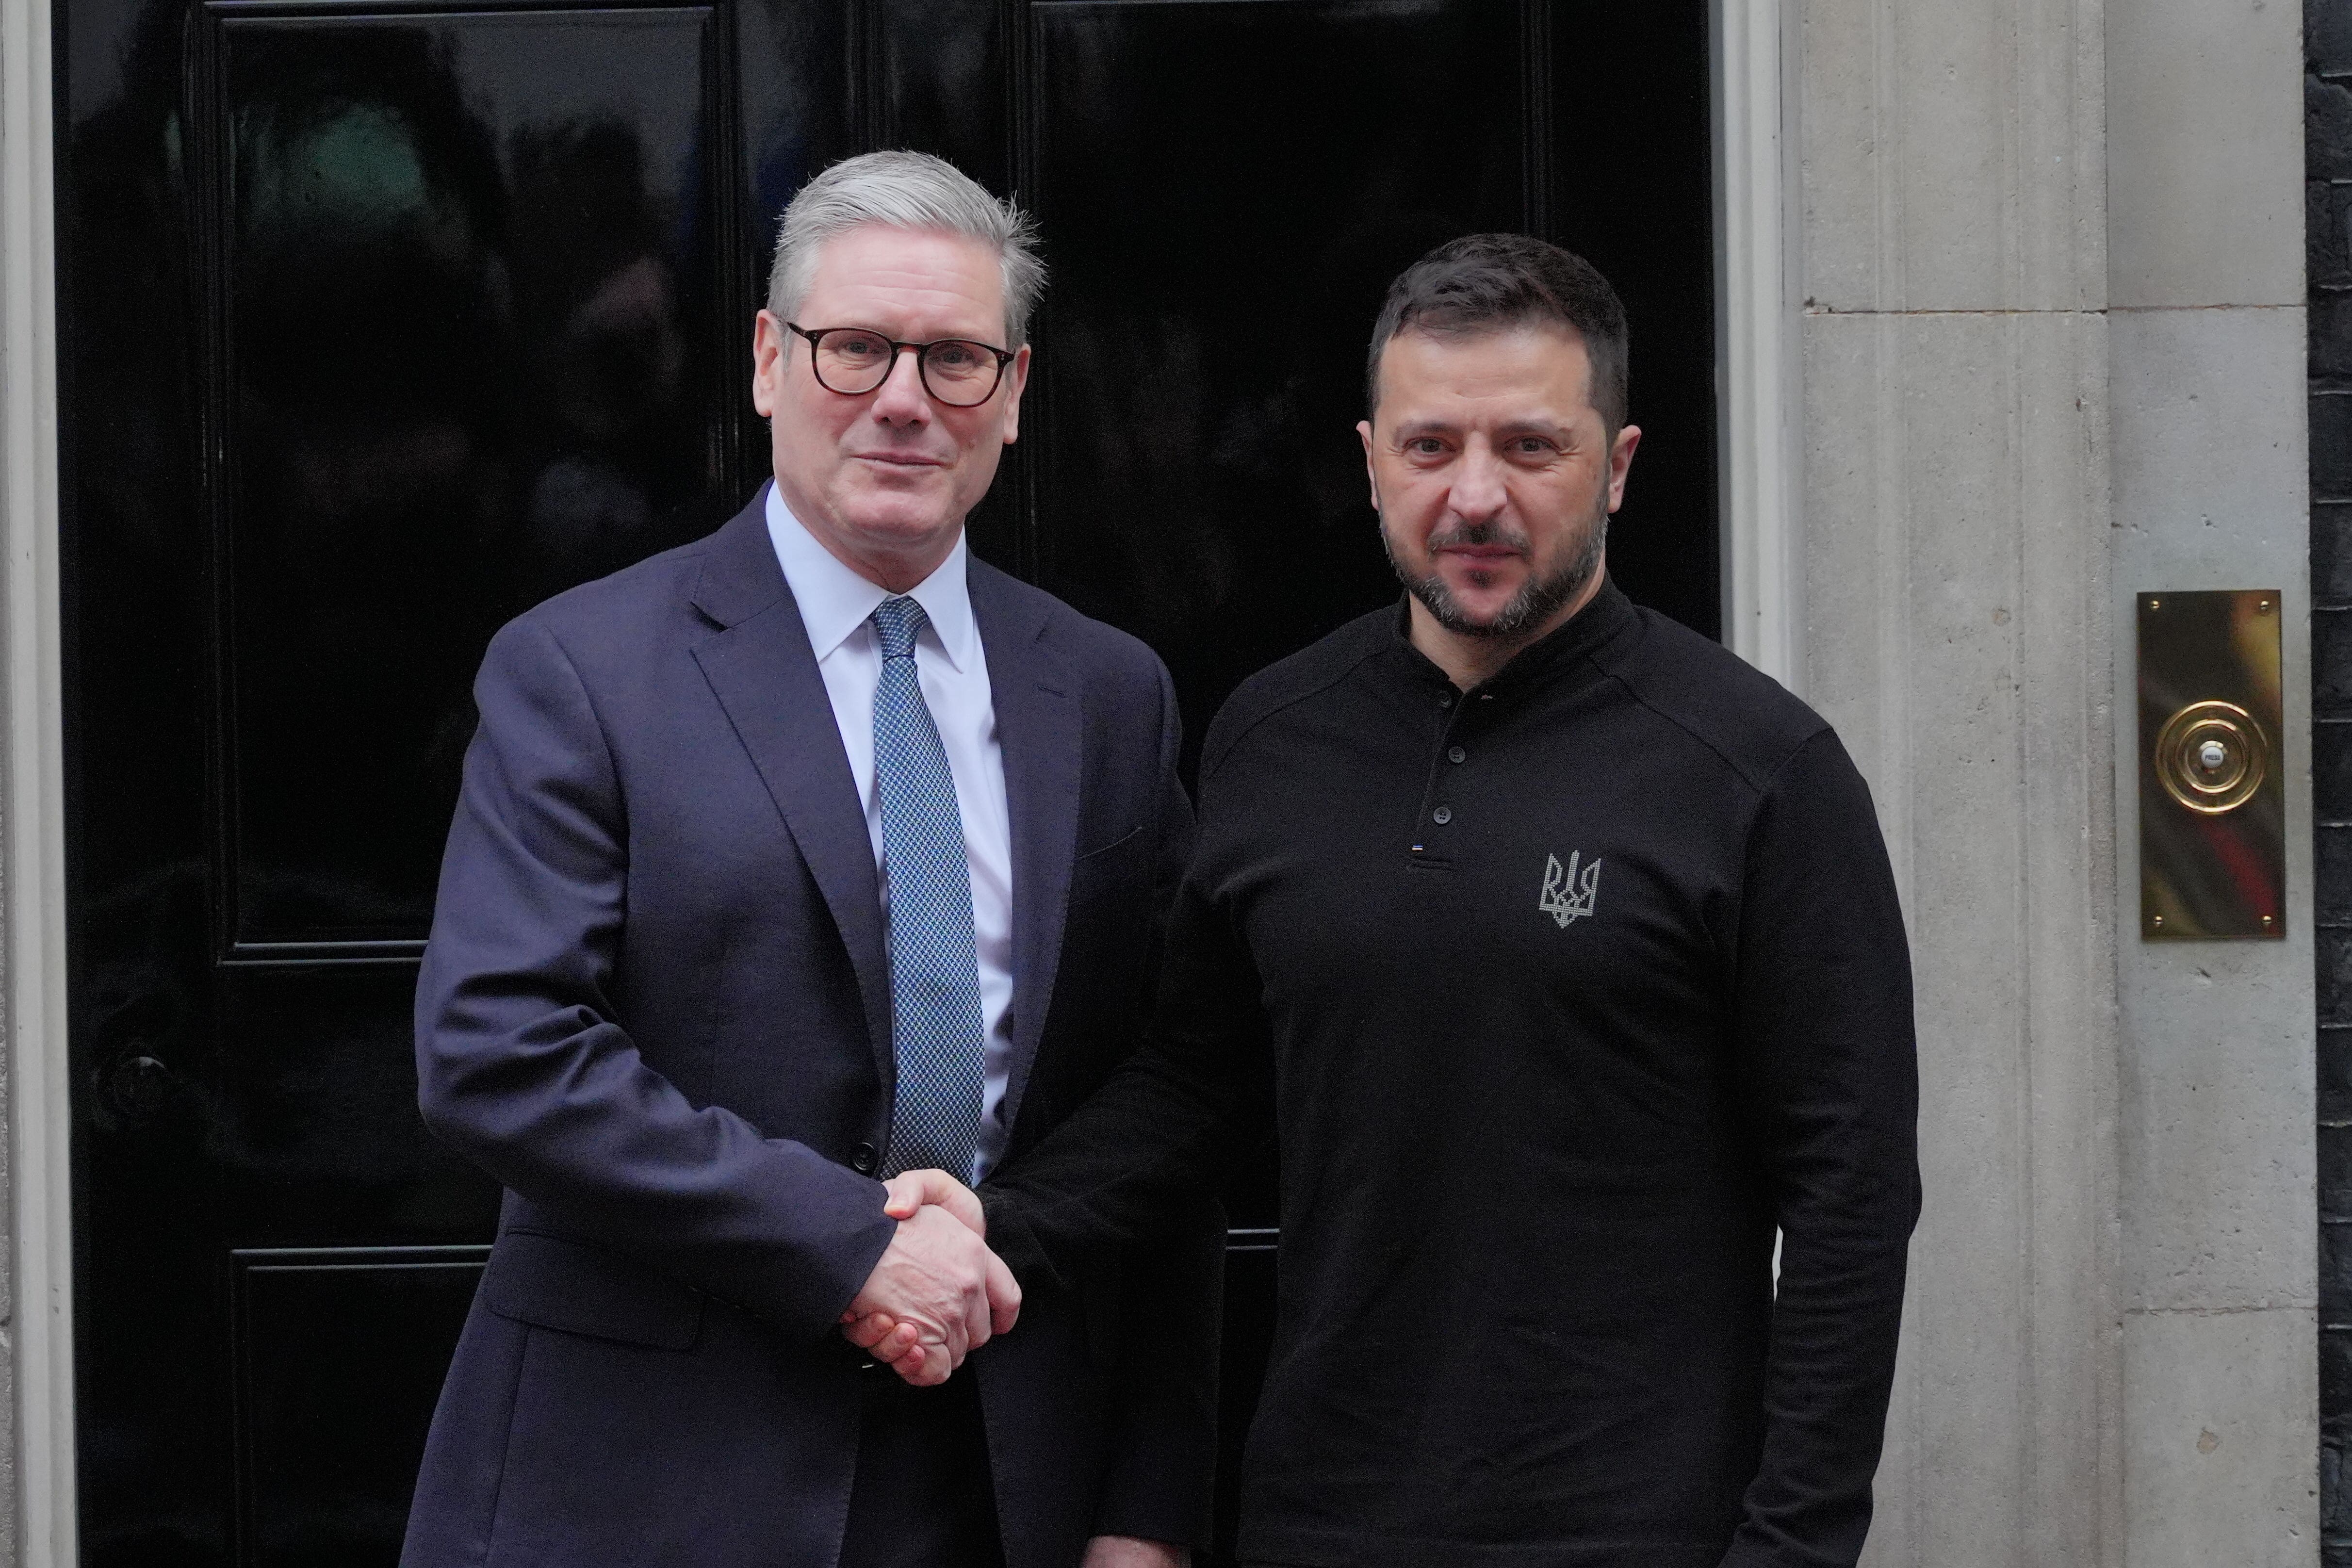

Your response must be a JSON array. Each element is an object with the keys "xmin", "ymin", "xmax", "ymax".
[{"xmin": 851, "ymin": 1143, "xmax": 878, "ymax": 1174}]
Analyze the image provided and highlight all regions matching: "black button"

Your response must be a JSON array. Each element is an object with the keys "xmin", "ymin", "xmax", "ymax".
[
  {"xmin": 1432, "ymin": 805, "xmax": 1453, "ymax": 824},
  {"xmin": 1438, "ymin": 692, "xmax": 1454, "ymax": 708},
  {"xmin": 851, "ymin": 1143, "xmax": 879, "ymax": 1174},
  {"xmin": 1447, "ymin": 745, "xmax": 1466, "ymax": 763}
]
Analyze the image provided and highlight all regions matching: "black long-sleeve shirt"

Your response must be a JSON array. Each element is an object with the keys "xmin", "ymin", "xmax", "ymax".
[{"xmin": 985, "ymin": 581, "xmax": 1921, "ymax": 1568}]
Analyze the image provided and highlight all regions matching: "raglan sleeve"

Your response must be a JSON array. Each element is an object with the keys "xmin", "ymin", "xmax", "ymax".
[
  {"xmin": 1078, "ymin": 658, "xmax": 1229, "ymax": 1550},
  {"xmin": 1719, "ymin": 726, "xmax": 1922, "ymax": 1568},
  {"xmin": 980, "ymin": 670, "xmax": 1270, "ymax": 1298}
]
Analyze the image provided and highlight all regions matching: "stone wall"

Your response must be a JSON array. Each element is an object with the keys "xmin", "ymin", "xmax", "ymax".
[
  {"xmin": 1797, "ymin": 0, "xmax": 2120, "ymax": 1559},
  {"xmin": 1802, "ymin": 0, "xmax": 2316, "ymax": 1562},
  {"xmin": 2108, "ymin": 0, "xmax": 2314, "ymax": 1555},
  {"xmin": 2107, "ymin": 0, "xmax": 2314, "ymax": 1560}
]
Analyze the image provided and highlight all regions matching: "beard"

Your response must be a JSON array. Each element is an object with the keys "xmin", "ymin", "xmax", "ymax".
[{"xmin": 1382, "ymin": 491, "xmax": 1609, "ymax": 640}]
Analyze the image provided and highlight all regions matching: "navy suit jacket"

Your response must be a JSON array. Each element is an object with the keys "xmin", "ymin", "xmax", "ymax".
[{"xmin": 402, "ymin": 496, "xmax": 1219, "ymax": 1568}]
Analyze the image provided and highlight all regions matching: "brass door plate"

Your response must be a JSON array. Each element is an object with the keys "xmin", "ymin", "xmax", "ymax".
[{"xmin": 2139, "ymin": 589, "xmax": 2285, "ymax": 939}]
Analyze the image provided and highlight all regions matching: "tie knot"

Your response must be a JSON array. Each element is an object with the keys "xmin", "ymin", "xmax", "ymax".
[{"xmin": 871, "ymin": 595, "xmax": 930, "ymax": 660}]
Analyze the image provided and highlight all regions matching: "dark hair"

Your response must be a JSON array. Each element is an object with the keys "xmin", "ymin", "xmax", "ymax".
[{"xmin": 1365, "ymin": 233, "xmax": 1629, "ymax": 432}]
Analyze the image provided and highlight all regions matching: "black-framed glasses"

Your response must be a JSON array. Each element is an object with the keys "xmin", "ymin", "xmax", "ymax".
[{"xmin": 784, "ymin": 322, "xmax": 1016, "ymax": 408}]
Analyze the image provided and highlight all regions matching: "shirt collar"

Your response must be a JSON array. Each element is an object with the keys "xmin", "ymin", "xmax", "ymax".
[{"xmin": 763, "ymin": 481, "xmax": 979, "ymax": 672}]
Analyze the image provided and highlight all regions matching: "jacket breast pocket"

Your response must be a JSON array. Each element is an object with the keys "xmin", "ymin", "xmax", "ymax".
[
  {"xmin": 1073, "ymin": 823, "xmax": 1145, "ymax": 864},
  {"xmin": 483, "ymin": 1229, "xmax": 705, "ymax": 1351},
  {"xmin": 1067, "ymin": 822, "xmax": 1153, "ymax": 933}
]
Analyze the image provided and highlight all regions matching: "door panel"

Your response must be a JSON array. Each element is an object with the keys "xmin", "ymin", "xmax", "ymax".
[
  {"xmin": 1015, "ymin": 0, "xmax": 1713, "ymax": 1257},
  {"xmin": 56, "ymin": 0, "xmax": 1715, "ymax": 1561},
  {"xmin": 1024, "ymin": 0, "xmax": 1716, "ymax": 785},
  {"xmin": 1029, "ymin": 0, "xmax": 1528, "ymax": 759},
  {"xmin": 69, "ymin": 1, "xmax": 768, "ymax": 1556},
  {"xmin": 230, "ymin": 1248, "xmax": 488, "ymax": 1566},
  {"xmin": 203, "ymin": 4, "xmax": 732, "ymax": 954}
]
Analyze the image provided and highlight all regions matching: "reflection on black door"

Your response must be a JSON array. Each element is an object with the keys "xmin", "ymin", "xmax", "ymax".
[{"xmin": 55, "ymin": 0, "xmax": 1713, "ymax": 1560}]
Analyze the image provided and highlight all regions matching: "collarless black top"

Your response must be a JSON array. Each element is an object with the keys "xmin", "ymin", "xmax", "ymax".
[{"xmin": 989, "ymin": 579, "xmax": 1921, "ymax": 1568}]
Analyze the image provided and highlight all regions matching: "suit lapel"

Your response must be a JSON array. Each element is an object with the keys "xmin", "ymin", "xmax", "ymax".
[
  {"xmin": 686, "ymin": 499, "xmax": 894, "ymax": 1086},
  {"xmin": 970, "ymin": 560, "xmax": 1079, "ymax": 1142}
]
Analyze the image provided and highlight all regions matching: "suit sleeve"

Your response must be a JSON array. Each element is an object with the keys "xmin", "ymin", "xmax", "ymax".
[
  {"xmin": 1719, "ymin": 729, "xmax": 1922, "ymax": 1568},
  {"xmin": 415, "ymin": 615, "xmax": 896, "ymax": 1338}
]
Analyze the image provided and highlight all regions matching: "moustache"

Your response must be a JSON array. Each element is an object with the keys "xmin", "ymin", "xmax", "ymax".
[{"xmin": 1424, "ymin": 520, "xmax": 1532, "ymax": 555}]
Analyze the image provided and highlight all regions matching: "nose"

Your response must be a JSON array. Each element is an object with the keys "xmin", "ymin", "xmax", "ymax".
[
  {"xmin": 867, "ymin": 344, "xmax": 932, "ymax": 425},
  {"xmin": 1448, "ymin": 442, "xmax": 1509, "ymax": 522}
]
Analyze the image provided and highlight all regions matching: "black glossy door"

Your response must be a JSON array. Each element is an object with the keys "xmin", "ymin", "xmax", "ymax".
[{"xmin": 55, "ymin": 0, "xmax": 1714, "ymax": 1561}]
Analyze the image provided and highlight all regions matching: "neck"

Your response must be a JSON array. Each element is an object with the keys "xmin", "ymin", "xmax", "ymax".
[
  {"xmin": 1406, "ymin": 570, "xmax": 1604, "ymax": 691},
  {"xmin": 772, "ymin": 475, "xmax": 960, "ymax": 594},
  {"xmin": 854, "ymin": 548, "xmax": 953, "ymax": 596}
]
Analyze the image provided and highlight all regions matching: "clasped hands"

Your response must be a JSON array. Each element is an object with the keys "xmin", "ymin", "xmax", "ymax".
[
  {"xmin": 839, "ymin": 1174, "xmax": 1190, "ymax": 1568},
  {"xmin": 840, "ymin": 1168, "xmax": 1014, "ymax": 1386}
]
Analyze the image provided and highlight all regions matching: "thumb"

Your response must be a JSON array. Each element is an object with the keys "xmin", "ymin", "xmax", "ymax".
[
  {"xmin": 983, "ymin": 1245, "xmax": 1023, "ymax": 1338},
  {"xmin": 882, "ymin": 1168, "xmax": 986, "ymax": 1236}
]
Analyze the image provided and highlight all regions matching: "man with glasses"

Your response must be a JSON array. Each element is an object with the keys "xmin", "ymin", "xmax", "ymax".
[{"xmin": 402, "ymin": 150, "xmax": 1211, "ymax": 1568}]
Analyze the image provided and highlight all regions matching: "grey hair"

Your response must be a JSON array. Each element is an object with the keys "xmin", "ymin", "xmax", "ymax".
[{"xmin": 766, "ymin": 150, "xmax": 1047, "ymax": 346}]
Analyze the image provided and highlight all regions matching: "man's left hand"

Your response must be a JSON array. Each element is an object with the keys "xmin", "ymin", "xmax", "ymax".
[{"xmin": 1080, "ymin": 1536, "xmax": 1188, "ymax": 1568}]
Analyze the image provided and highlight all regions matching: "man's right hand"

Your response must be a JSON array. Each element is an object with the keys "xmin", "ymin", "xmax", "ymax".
[
  {"xmin": 880, "ymin": 1167, "xmax": 986, "ymax": 1232},
  {"xmin": 842, "ymin": 1190, "xmax": 1019, "ymax": 1387}
]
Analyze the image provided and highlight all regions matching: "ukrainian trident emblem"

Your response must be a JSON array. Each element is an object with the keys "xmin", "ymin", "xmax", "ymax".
[{"xmin": 1538, "ymin": 851, "xmax": 1602, "ymax": 928}]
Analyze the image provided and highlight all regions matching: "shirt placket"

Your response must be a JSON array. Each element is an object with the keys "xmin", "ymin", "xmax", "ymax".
[{"xmin": 1409, "ymin": 686, "xmax": 1500, "ymax": 861}]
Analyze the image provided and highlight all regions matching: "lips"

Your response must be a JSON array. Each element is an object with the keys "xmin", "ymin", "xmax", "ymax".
[
  {"xmin": 1435, "ymin": 545, "xmax": 1528, "ymax": 572},
  {"xmin": 853, "ymin": 453, "xmax": 947, "ymax": 468}
]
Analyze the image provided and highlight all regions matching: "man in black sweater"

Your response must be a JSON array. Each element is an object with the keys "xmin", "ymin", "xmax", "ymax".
[{"xmin": 861, "ymin": 235, "xmax": 1921, "ymax": 1568}]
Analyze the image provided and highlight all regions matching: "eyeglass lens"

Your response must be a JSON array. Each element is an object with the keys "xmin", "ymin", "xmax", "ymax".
[{"xmin": 811, "ymin": 329, "xmax": 1001, "ymax": 405}]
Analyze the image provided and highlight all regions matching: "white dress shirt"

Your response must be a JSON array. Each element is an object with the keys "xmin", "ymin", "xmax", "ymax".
[{"xmin": 764, "ymin": 483, "xmax": 1016, "ymax": 1181}]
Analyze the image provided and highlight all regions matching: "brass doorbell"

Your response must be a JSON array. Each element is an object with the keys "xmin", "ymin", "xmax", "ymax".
[{"xmin": 2138, "ymin": 590, "xmax": 2285, "ymax": 939}]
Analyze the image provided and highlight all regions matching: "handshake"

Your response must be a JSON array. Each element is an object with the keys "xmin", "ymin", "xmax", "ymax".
[{"xmin": 839, "ymin": 1168, "xmax": 1018, "ymax": 1386}]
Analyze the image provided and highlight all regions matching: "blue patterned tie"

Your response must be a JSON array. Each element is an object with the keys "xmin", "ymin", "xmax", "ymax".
[{"xmin": 869, "ymin": 595, "xmax": 987, "ymax": 1181}]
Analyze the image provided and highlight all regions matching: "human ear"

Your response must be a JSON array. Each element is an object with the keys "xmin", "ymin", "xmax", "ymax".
[{"xmin": 751, "ymin": 311, "xmax": 787, "ymax": 419}]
